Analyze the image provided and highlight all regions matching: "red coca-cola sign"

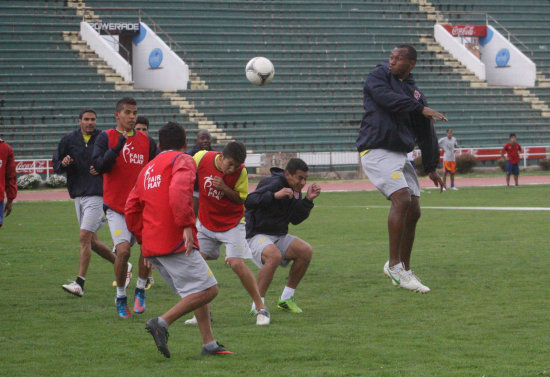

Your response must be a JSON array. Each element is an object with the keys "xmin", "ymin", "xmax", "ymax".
[
  {"xmin": 442, "ymin": 24, "xmax": 487, "ymax": 37},
  {"xmin": 15, "ymin": 159, "xmax": 53, "ymax": 174}
]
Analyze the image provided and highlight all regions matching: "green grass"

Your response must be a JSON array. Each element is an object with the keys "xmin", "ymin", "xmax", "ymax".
[{"xmin": 1, "ymin": 186, "xmax": 549, "ymax": 376}]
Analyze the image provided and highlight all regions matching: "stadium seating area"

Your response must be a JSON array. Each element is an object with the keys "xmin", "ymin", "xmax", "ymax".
[{"xmin": 1, "ymin": 0, "xmax": 549, "ymax": 159}]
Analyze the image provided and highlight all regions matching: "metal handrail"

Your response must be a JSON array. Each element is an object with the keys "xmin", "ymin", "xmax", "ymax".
[{"xmin": 434, "ymin": 11, "xmax": 533, "ymax": 57}]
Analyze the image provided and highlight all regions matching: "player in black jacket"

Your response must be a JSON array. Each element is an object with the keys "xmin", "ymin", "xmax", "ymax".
[
  {"xmin": 357, "ymin": 45, "xmax": 447, "ymax": 293},
  {"xmin": 245, "ymin": 158, "xmax": 321, "ymax": 314},
  {"xmin": 53, "ymin": 108, "xmax": 115, "ymax": 297}
]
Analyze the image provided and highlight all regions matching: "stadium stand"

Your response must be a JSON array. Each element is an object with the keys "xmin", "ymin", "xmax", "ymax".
[{"xmin": 1, "ymin": 0, "xmax": 549, "ymax": 159}]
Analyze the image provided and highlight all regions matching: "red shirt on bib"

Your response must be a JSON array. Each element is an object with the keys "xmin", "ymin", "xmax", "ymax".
[
  {"xmin": 196, "ymin": 151, "xmax": 245, "ymax": 232},
  {"xmin": 125, "ymin": 151, "xmax": 198, "ymax": 257},
  {"xmin": 102, "ymin": 129, "xmax": 152, "ymax": 213}
]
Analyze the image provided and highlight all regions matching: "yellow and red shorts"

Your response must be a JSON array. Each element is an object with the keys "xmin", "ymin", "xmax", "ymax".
[{"xmin": 443, "ymin": 161, "xmax": 456, "ymax": 174}]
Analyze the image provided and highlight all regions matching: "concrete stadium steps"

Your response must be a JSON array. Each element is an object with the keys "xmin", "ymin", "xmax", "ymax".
[{"xmin": 2, "ymin": 0, "xmax": 549, "ymax": 158}]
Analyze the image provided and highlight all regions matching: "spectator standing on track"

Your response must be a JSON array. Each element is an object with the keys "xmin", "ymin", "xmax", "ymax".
[
  {"xmin": 439, "ymin": 129, "xmax": 458, "ymax": 190},
  {"xmin": 501, "ymin": 133, "xmax": 522, "ymax": 187}
]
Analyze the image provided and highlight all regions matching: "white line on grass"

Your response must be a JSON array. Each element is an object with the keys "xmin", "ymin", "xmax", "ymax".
[{"xmin": 318, "ymin": 205, "xmax": 550, "ymax": 211}]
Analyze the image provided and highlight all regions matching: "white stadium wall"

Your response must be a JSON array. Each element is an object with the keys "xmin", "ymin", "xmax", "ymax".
[
  {"xmin": 479, "ymin": 25, "xmax": 536, "ymax": 87},
  {"xmin": 80, "ymin": 22, "xmax": 132, "ymax": 82},
  {"xmin": 434, "ymin": 24, "xmax": 486, "ymax": 81},
  {"xmin": 132, "ymin": 23, "xmax": 189, "ymax": 90}
]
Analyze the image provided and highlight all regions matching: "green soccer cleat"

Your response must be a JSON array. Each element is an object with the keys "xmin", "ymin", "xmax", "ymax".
[{"xmin": 277, "ymin": 297, "xmax": 303, "ymax": 313}]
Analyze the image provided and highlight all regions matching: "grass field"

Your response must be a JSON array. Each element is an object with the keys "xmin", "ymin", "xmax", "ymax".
[{"xmin": 1, "ymin": 185, "xmax": 549, "ymax": 376}]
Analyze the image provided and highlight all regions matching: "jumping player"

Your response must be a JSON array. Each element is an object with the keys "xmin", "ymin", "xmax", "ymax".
[
  {"xmin": 245, "ymin": 158, "xmax": 321, "ymax": 314},
  {"xmin": 125, "ymin": 122, "xmax": 231, "ymax": 358},
  {"xmin": 53, "ymin": 108, "xmax": 116, "ymax": 297},
  {"xmin": 0, "ymin": 137, "xmax": 16, "ymax": 227},
  {"xmin": 439, "ymin": 129, "xmax": 458, "ymax": 190},
  {"xmin": 501, "ymin": 133, "xmax": 522, "ymax": 187},
  {"xmin": 92, "ymin": 97, "xmax": 158, "ymax": 318},
  {"xmin": 188, "ymin": 142, "xmax": 270, "ymax": 325},
  {"xmin": 357, "ymin": 44, "xmax": 446, "ymax": 293}
]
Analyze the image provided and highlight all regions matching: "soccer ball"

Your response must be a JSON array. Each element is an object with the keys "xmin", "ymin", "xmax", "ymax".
[{"xmin": 245, "ymin": 57, "xmax": 274, "ymax": 86}]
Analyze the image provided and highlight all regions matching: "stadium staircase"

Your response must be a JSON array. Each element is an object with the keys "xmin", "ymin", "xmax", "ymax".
[{"xmin": 1, "ymin": 0, "xmax": 549, "ymax": 160}]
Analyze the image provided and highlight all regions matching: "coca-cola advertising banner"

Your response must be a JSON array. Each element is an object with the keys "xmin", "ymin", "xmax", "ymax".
[
  {"xmin": 15, "ymin": 159, "xmax": 53, "ymax": 175},
  {"xmin": 442, "ymin": 24, "xmax": 487, "ymax": 37}
]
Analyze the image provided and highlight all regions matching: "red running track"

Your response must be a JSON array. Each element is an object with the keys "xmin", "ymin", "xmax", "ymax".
[{"xmin": 14, "ymin": 175, "xmax": 550, "ymax": 202}]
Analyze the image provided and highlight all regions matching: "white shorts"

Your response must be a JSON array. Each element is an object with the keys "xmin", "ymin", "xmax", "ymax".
[
  {"xmin": 197, "ymin": 219, "xmax": 252, "ymax": 260},
  {"xmin": 248, "ymin": 234, "xmax": 297, "ymax": 268},
  {"xmin": 106, "ymin": 209, "xmax": 136, "ymax": 247},
  {"xmin": 75, "ymin": 196, "xmax": 106, "ymax": 233},
  {"xmin": 361, "ymin": 149, "xmax": 421, "ymax": 199},
  {"xmin": 147, "ymin": 249, "xmax": 217, "ymax": 298}
]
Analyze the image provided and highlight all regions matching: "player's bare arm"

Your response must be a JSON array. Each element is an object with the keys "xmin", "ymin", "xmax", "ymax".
[
  {"xmin": 4, "ymin": 200, "xmax": 13, "ymax": 216},
  {"xmin": 274, "ymin": 187, "xmax": 294, "ymax": 199},
  {"xmin": 212, "ymin": 176, "xmax": 243, "ymax": 203},
  {"xmin": 422, "ymin": 107, "xmax": 448, "ymax": 122},
  {"xmin": 182, "ymin": 227, "xmax": 194, "ymax": 256},
  {"xmin": 428, "ymin": 171, "xmax": 446, "ymax": 193},
  {"xmin": 306, "ymin": 183, "xmax": 321, "ymax": 200}
]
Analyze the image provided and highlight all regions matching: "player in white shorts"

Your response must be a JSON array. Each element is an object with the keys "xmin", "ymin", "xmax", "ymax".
[
  {"xmin": 53, "ymin": 108, "xmax": 115, "ymax": 297},
  {"xmin": 356, "ymin": 44, "xmax": 447, "ymax": 293},
  {"xmin": 245, "ymin": 158, "xmax": 321, "ymax": 314}
]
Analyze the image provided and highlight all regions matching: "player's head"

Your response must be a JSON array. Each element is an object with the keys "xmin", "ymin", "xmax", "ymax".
[
  {"xmin": 158, "ymin": 121, "xmax": 186, "ymax": 152},
  {"xmin": 509, "ymin": 133, "xmax": 517, "ymax": 143},
  {"xmin": 447, "ymin": 129, "xmax": 453, "ymax": 138},
  {"xmin": 220, "ymin": 141, "xmax": 246, "ymax": 175},
  {"xmin": 78, "ymin": 108, "xmax": 97, "ymax": 136},
  {"xmin": 196, "ymin": 130, "xmax": 212, "ymax": 151},
  {"xmin": 114, "ymin": 97, "xmax": 137, "ymax": 132},
  {"xmin": 135, "ymin": 116, "xmax": 149, "ymax": 134},
  {"xmin": 285, "ymin": 158, "xmax": 309, "ymax": 192},
  {"xmin": 389, "ymin": 44, "xmax": 417, "ymax": 79}
]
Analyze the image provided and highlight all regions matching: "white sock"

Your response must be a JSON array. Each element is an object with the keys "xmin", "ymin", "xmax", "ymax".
[
  {"xmin": 204, "ymin": 340, "xmax": 218, "ymax": 351},
  {"xmin": 158, "ymin": 317, "xmax": 169, "ymax": 328},
  {"xmin": 280, "ymin": 286, "xmax": 295, "ymax": 301},
  {"xmin": 116, "ymin": 286, "xmax": 126, "ymax": 298},
  {"xmin": 390, "ymin": 262, "xmax": 404, "ymax": 271},
  {"xmin": 251, "ymin": 297, "xmax": 265, "ymax": 310},
  {"xmin": 136, "ymin": 277, "xmax": 147, "ymax": 289}
]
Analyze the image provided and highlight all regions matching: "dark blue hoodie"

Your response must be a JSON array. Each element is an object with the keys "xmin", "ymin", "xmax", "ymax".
[
  {"xmin": 245, "ymin": 167, "xmax": 314, "ymax": 238},
  {"xmin": 355, "ymin": 62, "xmax": 440, "ymax": 173}
]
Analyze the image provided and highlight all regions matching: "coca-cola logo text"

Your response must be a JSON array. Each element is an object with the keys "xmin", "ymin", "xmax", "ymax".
[
  {"xmin": 442, "ymin": 24, "xmax": 487, "ymax": 37},
  {"xmin": 15, "ymin": 160, "xmax": 53, "ymax": 174}
]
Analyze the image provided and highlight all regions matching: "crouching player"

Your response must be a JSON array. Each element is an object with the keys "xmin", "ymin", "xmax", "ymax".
[
  {"xmin": 245, "ymin": 158, "xmax": 321, "ymax": 314},
  {"xmin": 125, "ymin": 122, "xmax": 232, "ymax": 357}
]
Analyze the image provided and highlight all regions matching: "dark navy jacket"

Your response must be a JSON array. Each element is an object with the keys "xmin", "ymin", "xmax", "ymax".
[
  {"xmin": 355, "ymin": 62, "xmax": 440, "ymax": 173},
  {"xmin": 52, "ymin": 128, "xmax": 103, "ymax": 199},
  {"xmin": 245, "ymin": 168, "xmax": 314, "ymax": 238}
]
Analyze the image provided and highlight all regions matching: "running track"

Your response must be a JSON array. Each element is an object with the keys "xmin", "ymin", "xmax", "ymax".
[{"xmin": 15, "ymin": 175, "xmax": 550, "ymax": 202}]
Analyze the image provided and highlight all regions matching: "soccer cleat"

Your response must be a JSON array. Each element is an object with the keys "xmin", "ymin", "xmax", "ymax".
[
  {"xmin": 116, "ymin": 296, "xmax": 132, "ymax": 319},
  {"xmin": 184, "ymin": 315, "xmax": 198, "ymax": 325},
  {"xmin": 256, "ymin": 308, "xmax": 270, "ymax": 325},
  {"xmin": 201, "ymin": 342, "xmax": 233, "ymax": 356},
  {"xmin": 249, "ymin": 307, "xmax": 257, "ymax": 316},
  {"xmin": 383, "ymin": 261, "xmax": 399, "ymax": 287},
  {"xmin": 277, "ymin": 297, "xmax": 303, "ymax": 313},
  {"xmin": 406, "ymin": 270, "xmax": 431, "ymax": 293},
  {"xmin": 145, "ymin": 318, "xmax": 170, "ymax": 358},
  {"xmin": 184, "ymin": 312, "xmax": 213, "ymax": 325},
  {"xmin": 134, "ymin": 287, "xmax": 146, "ymax": 313},
  {"xmin": 451, "ymin": 187, "xmax": 458, "ymax": 191},
  {"xmin": 145, "ymin": 276, "xmax": 154, "ymax": 290},
  {"xmin": 112, "ymin": 262, "xmax": 133, "ymax": 288},
  {"xmin": 62, "ymin": 281, "xmax": 84, "ymax": 297}
]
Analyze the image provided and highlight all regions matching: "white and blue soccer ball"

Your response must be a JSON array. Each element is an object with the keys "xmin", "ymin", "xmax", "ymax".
[{"xmin": 245, "ymin": 57, "xmax": 275, "ymax": 86}]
